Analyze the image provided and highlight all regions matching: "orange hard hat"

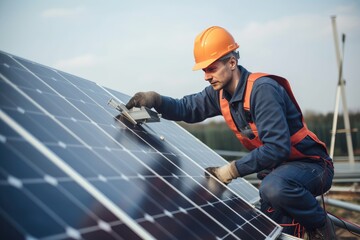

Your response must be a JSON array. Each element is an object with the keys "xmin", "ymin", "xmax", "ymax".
[{"xmin": 192, "ymin": 26, "xmax": 239, "ymax": 71}]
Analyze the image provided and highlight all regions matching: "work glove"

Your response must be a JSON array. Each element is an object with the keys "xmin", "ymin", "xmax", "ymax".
[
  {"xmin": 205, "ymin": 161, "xmax": 240, "ymax": 185},
  {"xmin": 126, "ymin": 91, "xmax": 161, "ymax": 110}
]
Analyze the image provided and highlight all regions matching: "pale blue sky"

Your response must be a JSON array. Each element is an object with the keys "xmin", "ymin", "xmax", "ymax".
[{"xmin": 1, "ymin": 0, "xmax": 359, "ymax": 114}]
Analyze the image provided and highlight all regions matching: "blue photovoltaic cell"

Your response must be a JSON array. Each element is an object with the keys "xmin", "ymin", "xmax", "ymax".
[{"xmin": 0, "ymin": 51, "xmax": 282, "ymax": 239}]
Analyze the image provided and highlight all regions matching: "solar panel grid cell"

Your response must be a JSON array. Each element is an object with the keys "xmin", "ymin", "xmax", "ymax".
[{"xmin": 0, "ymin": 51, "xmax": 282, "ymax": 239}]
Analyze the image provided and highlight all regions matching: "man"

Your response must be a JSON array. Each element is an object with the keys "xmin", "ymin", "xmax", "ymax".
[{"xmin": 126, "ymin": 26, "xmax": 336, "ymax": 239}]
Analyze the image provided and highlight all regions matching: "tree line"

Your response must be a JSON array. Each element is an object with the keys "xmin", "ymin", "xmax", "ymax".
[{"xmin": 178, "ymin": 112, "xmax": 360, "ymax": 157}]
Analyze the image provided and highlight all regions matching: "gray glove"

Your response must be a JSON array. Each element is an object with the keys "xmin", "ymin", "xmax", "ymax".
[
  {"xmin": 205, "ymin": 161, "xmax": 240, "ymax": 184},
  {"xmin": 126, "ymin": 91, "xmax": 161, "ymax": 109}
]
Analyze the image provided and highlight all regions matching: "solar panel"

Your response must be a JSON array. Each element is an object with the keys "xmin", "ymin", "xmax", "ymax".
[{"xmin": 0, "ymin": 51, "xmax": 283, "ymax": 239}]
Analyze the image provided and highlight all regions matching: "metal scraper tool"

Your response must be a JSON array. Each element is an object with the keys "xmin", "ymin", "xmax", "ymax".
[{"xmin": 108, "ymin": 98, "xmax": 161, "ymax": 125}]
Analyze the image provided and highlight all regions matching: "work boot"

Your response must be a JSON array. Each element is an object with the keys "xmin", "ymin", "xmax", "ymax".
[{"xmin": 304, "ymin": 215, "xmax": 337, "ymax": 240}]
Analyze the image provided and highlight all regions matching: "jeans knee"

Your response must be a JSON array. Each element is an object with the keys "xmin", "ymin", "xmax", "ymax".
[{"xmin": 259, "ymin": 179, "xmax": 285, "ymax": 205}]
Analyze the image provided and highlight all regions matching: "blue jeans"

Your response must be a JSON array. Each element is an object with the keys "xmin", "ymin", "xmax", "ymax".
[{"xmin": 258, "ymin": 160, "xmax": 334, "ymax": 233}]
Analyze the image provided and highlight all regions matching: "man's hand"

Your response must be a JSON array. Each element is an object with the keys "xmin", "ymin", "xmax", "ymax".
[
  {"xmin": 205, "ymin": 161, "xmax": 240, "ymax": 184},
  {"xmin": 126, "ymin": 91, "xmax": 161, "ymax": 109}
]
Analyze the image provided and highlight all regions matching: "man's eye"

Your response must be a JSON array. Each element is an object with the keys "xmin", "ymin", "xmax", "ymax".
[{"xmin": 203, "ymin": 66, "xmax": 216, "ymax": 73}]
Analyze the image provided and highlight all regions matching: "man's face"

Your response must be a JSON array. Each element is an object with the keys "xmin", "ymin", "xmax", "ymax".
[{"xmin": 202, "ymin": 59, "xmax": 233, "ymax": 91}]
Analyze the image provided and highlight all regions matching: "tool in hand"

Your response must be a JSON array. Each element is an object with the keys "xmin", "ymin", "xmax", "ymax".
[{"xmin": 108, "ymin": 98, "xmax": 161, "ymax": 125}]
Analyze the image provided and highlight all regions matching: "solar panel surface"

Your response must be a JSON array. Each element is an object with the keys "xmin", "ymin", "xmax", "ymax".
[{"xmin": 0, "ymin": 51, "xmax": 282, "ymax": 239}]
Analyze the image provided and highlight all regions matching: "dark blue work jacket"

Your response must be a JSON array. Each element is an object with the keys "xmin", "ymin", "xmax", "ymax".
[{"xmin": 156, "ymin": 65, "xmax": 332, "ymax": 177}]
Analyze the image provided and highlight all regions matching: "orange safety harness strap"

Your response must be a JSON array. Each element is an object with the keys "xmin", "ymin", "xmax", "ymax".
[
  {"xmin": 219, "ymin": 72, "xmax": 328, "ymax": 160},
  {"xmin": 266, "ymin": 207, "xmax": 306, "ymax": 238}
]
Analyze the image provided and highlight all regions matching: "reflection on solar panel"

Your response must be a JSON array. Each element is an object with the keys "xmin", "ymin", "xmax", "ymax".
[{"xmin": 0, "ymin": 51, "xmax": 282, "ymax": 239}]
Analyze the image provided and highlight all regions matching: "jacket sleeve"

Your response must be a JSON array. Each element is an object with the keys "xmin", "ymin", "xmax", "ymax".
[
  {"xmin": 155, "ymin": 86, "xmax": 221, "ymax": 123},
  {"xmin": 235, "ymin": 80, "xmax": 293, "ymax": 177}
]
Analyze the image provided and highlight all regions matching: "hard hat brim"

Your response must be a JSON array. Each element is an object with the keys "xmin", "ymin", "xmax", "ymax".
[{"xmin": 192, "ymin": 58, "xmax": 217, "ymax": 71}]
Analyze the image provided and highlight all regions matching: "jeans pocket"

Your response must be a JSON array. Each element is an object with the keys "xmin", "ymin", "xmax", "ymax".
[{"xmin": 302, "ymin": 162, "xmax": 332, "ymax": 196}]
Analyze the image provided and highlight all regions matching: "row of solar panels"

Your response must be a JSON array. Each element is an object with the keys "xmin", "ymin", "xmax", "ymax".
[{"xmin": 0, "ymin": 51, "xmax": 283, "ymax": 239}]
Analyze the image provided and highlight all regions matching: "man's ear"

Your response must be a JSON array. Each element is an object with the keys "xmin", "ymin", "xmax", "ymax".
[{"xmin": 229, "ymin": 57, "xmax": 237, "ymax": 70}]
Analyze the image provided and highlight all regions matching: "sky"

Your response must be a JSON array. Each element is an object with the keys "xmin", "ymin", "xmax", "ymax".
[{"xmin": 1, "ymin": 0, "xmax": 359, "ymax": 115}]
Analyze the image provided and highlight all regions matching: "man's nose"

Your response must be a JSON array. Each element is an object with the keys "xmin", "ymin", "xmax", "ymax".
[{"xmin": 204, "ymin": 72, "xmax": 212, "ymax": 81}]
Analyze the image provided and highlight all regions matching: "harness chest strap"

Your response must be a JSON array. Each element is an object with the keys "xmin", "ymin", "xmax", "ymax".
[{"xmin": 220, "ymin": 73, "xmax": 327, "ymax": 160}]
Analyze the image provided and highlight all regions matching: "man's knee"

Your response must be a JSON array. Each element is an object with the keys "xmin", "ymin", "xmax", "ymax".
[{"xmin": 259, "ymin": 176, "xmax": 287, "ymax": 205}]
